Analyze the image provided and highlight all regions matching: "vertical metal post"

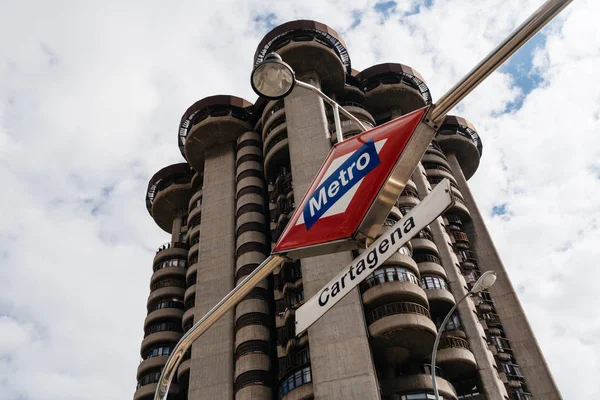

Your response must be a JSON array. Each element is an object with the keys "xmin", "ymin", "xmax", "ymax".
[{"xmin": 333, "ymin": 103, "xmax": 344, "ymax": 143}]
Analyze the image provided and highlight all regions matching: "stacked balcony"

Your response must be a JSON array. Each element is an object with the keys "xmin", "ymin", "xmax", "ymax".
[{"xmin": 436, "ymin": 116, "xmax": 483, "ymax": 180}]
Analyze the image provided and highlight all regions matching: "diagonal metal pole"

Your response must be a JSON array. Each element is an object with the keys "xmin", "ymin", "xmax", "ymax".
[
  {"xmin": 153, "ymin": 1, "xmax": 572, "ymax": 399},
  {"xmin": 153, "ymin": 255, "xmax": 286, "ymax": 400},
  {"xmin": 427, "ymin": 0, "xmax": 572, "ymax": 127}
]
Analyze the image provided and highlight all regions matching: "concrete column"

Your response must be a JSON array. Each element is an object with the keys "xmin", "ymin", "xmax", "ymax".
[
  {"xmin": 446, "ymin": 153, "xmax": 563, "ymax": 400},
  {"xmin": 283, "ymin": 72, "xmax": 380, "ymax": 399},
  {"xmin": 189, "ymin": 142, "xmax": 237, "ymax": 400},
  {"xmin": 171, "ymin": 215, "xmax": 183, "ymax": 243},
  {"xmin": 411, "ymin": 164, "xmax": 507, "ymax": 400}
]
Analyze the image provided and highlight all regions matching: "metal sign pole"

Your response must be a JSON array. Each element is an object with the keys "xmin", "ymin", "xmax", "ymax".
[
  {"xmin": 427, "ymin": 0, "xmax": 572, "ymax": 126},
  {"xmin": 154, "ymin": 1, "xmax": 572, "ymax": 398},
  {"xmin": 153, "ymin": 255, "xmax": 286, "ymax": 400}
]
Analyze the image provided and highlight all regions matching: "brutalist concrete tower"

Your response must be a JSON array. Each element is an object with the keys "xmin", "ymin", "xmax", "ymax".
[{"xmin": 135, "ymin": 20, "xmax": 562, "ymax": 400}]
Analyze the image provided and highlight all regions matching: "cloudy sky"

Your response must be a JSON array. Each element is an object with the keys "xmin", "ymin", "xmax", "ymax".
[{"xmin": 0, "ymin": 0, "xmax": 598, "ymax": 399}]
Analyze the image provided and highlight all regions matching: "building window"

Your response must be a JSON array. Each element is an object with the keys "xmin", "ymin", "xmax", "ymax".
[
  {"xmin": 420, "ymin": 275, "xmax": 449, "ymax": 290},
  {"xmin": 279, "ymin": 366, "xmax": 312, "ymax": 399},
  {"xmin": 145, "ymin": 345, "xmax": 173, "ymax": 359},
  {"xmin": 362, "ymin": 266, "xmax": 419, "ymax": 290}
]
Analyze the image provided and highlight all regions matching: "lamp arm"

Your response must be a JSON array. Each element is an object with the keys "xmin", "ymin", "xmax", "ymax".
[
  {"xmin": 431, "ymin": 290, "xmax": 472, "ymax": 399},
  {"xmin": 295, "ymin": 80, "xmax": 369, "ymax": 133}
]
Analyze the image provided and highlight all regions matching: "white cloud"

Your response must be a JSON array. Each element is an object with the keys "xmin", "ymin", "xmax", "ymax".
[{"xmin": 0, "ymin": 0, "xmax": 598, "ymax": 399}]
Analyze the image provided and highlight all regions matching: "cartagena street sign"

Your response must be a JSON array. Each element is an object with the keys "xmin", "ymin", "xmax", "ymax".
[
  {"xmin": 272, "ymin": 107, "xmax": 429, "ymax": 259},
  {"xmin": 294, "ymin": 178, "xmax": 454, "ymax": 334}
]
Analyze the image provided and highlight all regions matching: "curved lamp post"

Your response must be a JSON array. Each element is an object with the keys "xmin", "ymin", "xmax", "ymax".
[
  {"xmin": 431, "ymin": 271, "xmax": 497, "ymax": 399},
  {"xmin": 250, "ymin": 52, "xmax": 369, "ymax": 143}
]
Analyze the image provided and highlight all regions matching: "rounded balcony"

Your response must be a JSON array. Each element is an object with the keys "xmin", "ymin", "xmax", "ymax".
[
  {"xmin": 422, "ymin": 152, "xmax": 451, "ymax": 170},
  {"xmin": 361, "ymin": 266, "xmax": 428, "ymax": 308},
  {"xmin": 379, "ymin": 364, "xmax": 456, "ymax": 400},
  {"xmin": 254, "ymin": 20, "xmax": 349, "ymax": 94},
  {"xmin": 436, "ymin": 115, "xmax": 483, "ymax": 180},
  {"xmin": 187, "ymin": 202, "xmax": 202, "ymax": 229},
  {"xmin": 235, "ymin": 352, "xmax": 271, "ymax": 379},
  {"xmin": 264, "ymin": 133, "xmax": 290, "ymax": 180},
  {"xmin": 184, "ymin": 284, "xmax": 196, "ymax": 305},
  {"xmin": 179, "ymin": 95, "xmax": 253, "ymax": 171},
  {"xmin": 343, "ymin": 72, "xmax": 366, "ymax": 102},
  {"xmin": 144, "ymin": 307, "xmax": 184, "ymax": 330},
  {"xmin": 140, "ymin": 330, "xmax": 182, "ymax": 357},
  {"xmin": 150, "ymin": 265, "xmax": 186, "ymax": 287},
  {"xmin": 146, "ymin": 164, "xmax": 194, "ymax": 233},
  {"xmin": 137, "ymin": 355, "xmax": 168, "ymax": 380},
  {"xmin": 277, "ymin": 365, "xmax": 314, "ymax": 400},
  {"xmin": 153, "ymin": 242, "xmax": 188, "ymax": 267},
  {"xmin": 447, "ymin": 196, "xmax": 471, "ymax": 222},
  {"xmin": 423, "ymin": 162, "xmax": 455, "ymax": 182},
  {"xmin": 382, "ymin": 252, "xmax": 419, "ymax": 276},
  {"xmin": 234, "ymin": 370, "xmax": 272, "ymax": 397},
  {"xmin": 236, "ymin": 320, "xmax": 271, "ymax": 348},
  {"xmin": 182, "ymin": 307, "xmax": 195, "ymax": 330},
  {"xmin": 357, "ymin": 63, "xmax": 432, "ymax": 119},
  {"xmin": 436, "ymin": 337, "xmax": 477, "ymax": 381},
  {"xmin": 420, "ymin": 275, "xmax": 455, "ymax": 313},
  {"xmin": 236, "ymin": 384, "xmax": 273, "ymax": 400},
  {"xmin": 134, "ymin": 382, "xmax": 181, "ymax": 400},
  {"xmin": 411, "ymin": 230, "xmax": 438, "ymax": 253},
  {"xmin": 396, "ymin": 185, "xmax": 420, "ymax": 208},
  {"xmin": 262, "ymin": 109, "xmax": 286, "ymax": 141},
  {"xmin": 413, "ymin": 253, "xmax": 447, "ymax": 278},
  {"xmin": 367, "ymin": 302, "xmax": 437, "ymax": 360},
  {"xmin": 147, "ymin": 286, "xmax": 185, "ymax": 309},
  {"xmin": 191, "ymin": 169, "xmax": 204, "ymax": 191},
  {"xmin": 261, "ymin": 99, "xmax": 285, "ymax": 125},
  {"xmin": 188, "ymin": 189, "xmax": 203, "ymax": 212}
]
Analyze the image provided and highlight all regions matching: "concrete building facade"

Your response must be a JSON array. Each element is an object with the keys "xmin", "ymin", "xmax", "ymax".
[{"xmin": 135, "ymin": 20, "xmax": 561, "ymax": 400}]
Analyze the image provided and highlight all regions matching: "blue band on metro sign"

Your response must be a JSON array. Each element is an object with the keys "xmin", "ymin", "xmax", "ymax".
[{"xmin": 303, "ymin": 140, "xmax": 380, "ymax": 229}]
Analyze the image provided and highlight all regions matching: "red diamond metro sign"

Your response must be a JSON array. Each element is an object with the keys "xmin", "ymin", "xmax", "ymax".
[{"xmin": 272, "ymin": 107, "xmax": 429, "ymax": 258}]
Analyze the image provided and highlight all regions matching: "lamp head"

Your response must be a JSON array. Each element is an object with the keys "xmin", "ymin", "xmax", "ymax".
[
  {"xmin": 251, "ymin": 53, "xmax": 296, "ymax": 100},
  {"xmin": 471, "ymin": 271, "xmax": 497, "ymax": 293}
]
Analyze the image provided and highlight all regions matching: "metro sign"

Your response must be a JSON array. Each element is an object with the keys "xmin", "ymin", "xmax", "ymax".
[{"xmin": 272, "ymin": 107, "xmax": 429, "ymax": 258}]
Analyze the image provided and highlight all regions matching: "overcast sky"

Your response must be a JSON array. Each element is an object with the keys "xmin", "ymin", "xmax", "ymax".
[{"xmin": 0, "ymin": 0, "xmax": 598, "ymax": 399}]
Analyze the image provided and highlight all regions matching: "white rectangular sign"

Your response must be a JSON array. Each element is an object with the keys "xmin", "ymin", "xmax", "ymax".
[{"xmin": 294, "ymin": 178, "xmax": 454, "ymax": 335}]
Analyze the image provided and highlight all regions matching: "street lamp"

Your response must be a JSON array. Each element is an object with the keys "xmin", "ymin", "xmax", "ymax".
[
  {"xmin": 250, "ymin": 52, "xmax": 369, "ymax": 143},
  {"xmin": 430, "ymin": 271, "xmax": 497, "ymax": 399}
]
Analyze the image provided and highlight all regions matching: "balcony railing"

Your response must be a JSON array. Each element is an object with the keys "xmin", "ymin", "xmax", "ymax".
[
  {"xmin": 362, "ymin": 72, "xmax": 432, "ymax": 105},
  {"xmin": 235, "ymin": 340, "xmax": 270, "ymax": 359},
  {"xmin": 510, "ymin": 390, "xmax": 532, "ymax": 400},
  {"xmin": 153, "ymin": 258, "xmax": 187, "ymax": 273},
  {"xmin": 265, "ymin": 130, "xmax": 288, "ymax": 155},
  {"xmin": 413, "ymin": 253, "xmax": 441, "ymax": 265},
  {"xmin": 423, "ymin": 163, "xmax": 453, "ymax": 174},
  {"xmin": 451, "ymin": 231, "xmax": 469, "ymax": 243},
  {"xmin": 490, "ymin": 336, "xmax": 512, "ymax": 352},
  {"xmin": 400, "ymin": 186, "xmax": 419, "ymax": 198},
  {"xmin": 361, "ymin": 267, "xmax": 420, "ymax": 292},
  {"xmin": 278, "ymin": 346, "xmax": 310, "ymax": 378},
  {"xmin": 150, "ymin": 279, "xmax": 186, "ymax": 291},
  {"xmin": 156, "ymin": 242, "xmax": 189, "ymax": 254},
  {"xmin": 235, "ymin": 312, "xmax": 271, "ymax": 331},
  {"xmin": 235, "ymin": 370, "xmax": 271, "ymax": 393},
  {"xmin": 366, "ymin": 302, "xmax": 430, "ymax": 325},
  {"xmin": 439, "ymin": 336, "xmax": 471, "ymax": 351}
]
